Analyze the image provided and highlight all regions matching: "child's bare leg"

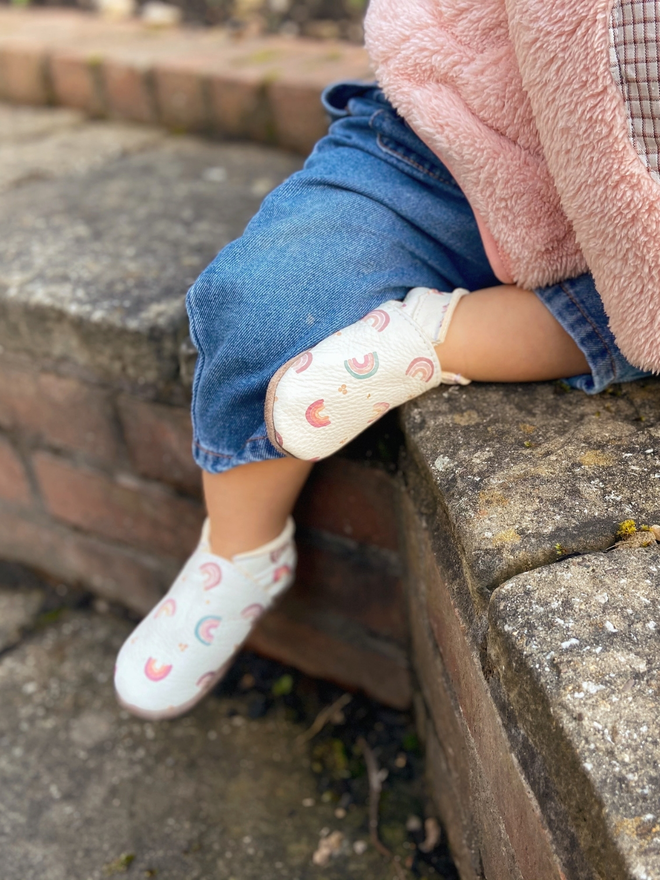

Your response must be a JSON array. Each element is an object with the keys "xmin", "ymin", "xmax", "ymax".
[
  {"xmin": 203, "ymin": 458, "xmax": 313, "ymax": 558},
  {"xmin": 115, "ymin": 457, "xmax": 310, "ymax": 719},
  {"xmin": 436, "ymin": 285, "xmax": 589, "ymax": 382}
]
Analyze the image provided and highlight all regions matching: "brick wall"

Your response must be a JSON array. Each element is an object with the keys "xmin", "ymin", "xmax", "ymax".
[{"xmin": 0, "ymin": 350, "xmax": 410, "ymax": 708}]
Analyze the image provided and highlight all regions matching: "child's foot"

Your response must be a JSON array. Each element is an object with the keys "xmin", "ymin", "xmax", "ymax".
[
  {"xmin": 265, "ymin": 287, "xmax": 470, "ymax": 461},
  {"xmin": 114, "ymin": 518, "xmax": 296, "ymax": 720}
]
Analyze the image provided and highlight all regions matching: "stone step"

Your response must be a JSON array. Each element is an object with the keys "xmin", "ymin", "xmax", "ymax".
[
  {"xmin": 0, "ymin": 7, "xmax": 372, "ymax": 154},
  {"xmin": 402, "ymin": 378, "xmax": 660, "ymax": 879}
]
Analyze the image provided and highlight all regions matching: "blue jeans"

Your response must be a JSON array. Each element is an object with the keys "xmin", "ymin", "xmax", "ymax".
[{"xmin": 186, "ymin": 82, "xmax": 651, "ymax": 474}]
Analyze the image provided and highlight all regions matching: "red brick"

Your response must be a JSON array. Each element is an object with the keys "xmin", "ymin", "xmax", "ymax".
[
  {"xmin": 269, "ymin": 79, "xmax": 328, "ymax": 154},
  {"xmin": 153, "ymin": 63, "xmax": 207, "ymax": 132},
  {"xmin": 294, "ymin": 458, "xmax": 400, "ymax": 551},
  {"xmin": 208, "ymin": 70, "xmax": 273, "ymax": 142},
  {"xmin": 293, "ymin": 540, "xmax": 407, "ymax": 644},
  {"xmin": 0, "ymin": 437, "xmax": 31, "ymax": 506},
  {"xmin": 33, "ymin": 452, "xmax": 204, "ymax": 558},
  {"xmin": 412, "ymin": 587, "xmax": 526, "ymax": 880},
  {"xmin": 405, "ymin": 505, "xmax": 567, "ymax": 880},
  {"xmin": 266, "ymin": 44, "xmax": 371, "ymax": 154},
  {"xmin": 117, "ymin": 395, "xmax": 201, "ymax": 497},
  {"xmin": 425, "ymin": 726, "xmax": 486, "ymax": 880},
  {"xmin": 0, "ymin": 359, "xmax": 119, "ymax": 464},
  {"xmin": 247, "ymin": 606, "xmax": 411, "ymax": 709},
  {"xmin": 0, "ymin": 506, "xmax": 172, "ymax": 614},
  {"xmin": 103, "ymin": 59, "xmax": 157, "ymax": 124},
  {"xmin": 0, "ymin": 43, "xmax": 49, "ymax": 104},
  {"xmin": 50, "ymin": 51, "xmax": 104, "ymax": 115}
]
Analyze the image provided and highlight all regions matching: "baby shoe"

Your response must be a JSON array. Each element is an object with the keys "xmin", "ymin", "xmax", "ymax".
[
  {"xmin": 265, "ymin": 287, "xmax": 470, "ymax": 461},
  {"xmin": 114, "ymin": 517, "xmax": 296, "ymax": 720}
]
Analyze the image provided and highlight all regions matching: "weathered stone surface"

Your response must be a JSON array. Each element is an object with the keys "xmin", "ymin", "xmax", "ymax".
[
  {"xmin": 0, "ymin": 104, "xmax": 83, "ymax": 144},
  {"xmin": 0, "ymin": 608, "xmax": 415, "ymax": 880},
  {"xmin": 0, "ymin": 107, "xmax": 301, "ymax": 391},
  {"xmin": 0, "ymin": 112, "xmax": 163, "ymax": 192},
  {"xmin": 489, "ymin": 549, "xmax": 660, "ymax": 880},
  {"xmin": 403, "ymin": 379, "xmax": 660, "ymax": 603},
  {"xmin": 0, "ymin": 586, "xmax": 43, "ymax": 652},
  {"xmin": 402, "ymin": 492, "xmax": 574, "ymax": 880}
]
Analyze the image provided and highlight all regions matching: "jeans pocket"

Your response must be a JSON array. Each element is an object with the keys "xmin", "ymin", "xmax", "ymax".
[{"xmin": 369, "ymin": 108, "xmax": 455, "ymax": 185}]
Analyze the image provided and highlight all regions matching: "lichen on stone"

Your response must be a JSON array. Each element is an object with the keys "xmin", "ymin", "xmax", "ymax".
[{"xmin": 617, "ymin": 520, "xmax": 638, "ymax": 539}]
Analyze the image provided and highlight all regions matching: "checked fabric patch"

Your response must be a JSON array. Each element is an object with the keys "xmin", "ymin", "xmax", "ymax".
[{"xmin": 610, "ymin": 0, "xmax": 660, "ymax": 183}]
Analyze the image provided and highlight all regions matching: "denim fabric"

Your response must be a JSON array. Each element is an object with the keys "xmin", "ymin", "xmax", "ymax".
[
  {"xmin": 534, "ymin": 275, "xmax": 651, "ymax": 393},
  {"xmin": 186, "ymin": 81, "xmax": 651, "ymax": 474}
]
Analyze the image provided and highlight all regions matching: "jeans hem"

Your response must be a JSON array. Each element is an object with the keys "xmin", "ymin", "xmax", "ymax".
[
  {"xmin": 533, "ymin": 278, "xmax": 646, "ymax": 394},
  {"xmin": 192, "ymin": 437, "xmax": 284, "ymax": 474}
]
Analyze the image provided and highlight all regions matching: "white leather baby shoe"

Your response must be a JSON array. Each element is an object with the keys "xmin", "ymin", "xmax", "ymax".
[
  {"xmin": 114, "ymin": 518, "xmax": 296, "ymax": 720},
  {"xmin": 265, "ymin": 287, "xmax": 470, "ymax": 461}
]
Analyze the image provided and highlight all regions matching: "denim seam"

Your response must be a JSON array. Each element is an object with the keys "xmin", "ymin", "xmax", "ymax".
[
  {"xmin": 367, "ymin": 108, "xmax": 453, "ymax": 183},
  {"xmin": 194, "ymin": 435, "xmax": 269, "ymax": 459},
  {"xmin": 375, "ymin": 132, "xmax": 455, "ymax": 185},
  {"xmin": 559, "ymin": 281, "xmax": 619, "ymax": 380}
]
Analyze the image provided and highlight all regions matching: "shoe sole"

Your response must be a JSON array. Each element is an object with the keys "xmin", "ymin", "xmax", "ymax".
[
  {"xmin": 114, "ymin": 660, "xmax": 232, "ymax": 722},
  {"xmin": 264, "ymin": 352, "xmax": 304, "ymax": 457}
]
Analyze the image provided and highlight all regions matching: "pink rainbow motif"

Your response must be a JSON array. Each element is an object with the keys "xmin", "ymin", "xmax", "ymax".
[
  {"xmin": 362, "ymin": 309, "xmax": 391, "ymax": 332},
  {"xmin": 154, "ymin": 598, "xmax": 177, "ymax": 619},
  {"xmin": 200, "ymin": 561, "xmax": 222, "ymax": 591},
  {"xmin": 273, "ymin": 564, "xmax": 292, "ymax": 583},
  {"xmin": 196, "ymin": 671, "xmax": 217, "ymax": 690},
  {"xmin": 270, "ymin": 545, "xmax": 286, "ymax": 564},
  {"xmin": 344, "ymin": 352, "xmax": 379, "ymax": 380},
  {"xmin": 276, "ymin": 431, "xmax": 284, "ymax": 447},
  {"xmin": 144, "ymin": 657, "xmax": 172, "ymax": 682},
  {"xmin": 195, "ymin": 615, "xmax": 221, "ymax": 646},
  {"xmin": 292, "ymin": 351, "xmax": 313, "ymax": 373},
  {"xmin": 406, "ymin": 356, "xmax": 435, "ymax": 383},
  {"xmin": 241, "ymin": 603, "xmax": 265, "ymax": 621},
  {"xmin": 368, "ymin": 402, "xmax": 391, "ymax": 423},
  {"xmin": 306, "ymin": 399, "xmax": 331, "ymax": 428}
]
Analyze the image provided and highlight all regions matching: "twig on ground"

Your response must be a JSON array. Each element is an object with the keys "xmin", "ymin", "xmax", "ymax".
[
  {"xmin": 296, "ymin": 693, "xmax": 352, "ymax": 744},
  {"xmin": 357, "ymin": 737, "xmax": 408, "ymax": 879}
]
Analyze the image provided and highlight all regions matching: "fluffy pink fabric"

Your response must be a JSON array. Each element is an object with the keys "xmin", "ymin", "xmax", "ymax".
[
  {"xmin": 365, "ymin": 0, "xmax": 587, "ymax": 290},
  {"xmin": 508, "ymin": 0, "xmax": 660, "ymax": 369}
]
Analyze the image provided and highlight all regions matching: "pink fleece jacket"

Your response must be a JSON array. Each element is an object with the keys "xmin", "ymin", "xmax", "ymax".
[{"xmin": 365, "ymin": 0, "xmax": 660, "ymax": 371}]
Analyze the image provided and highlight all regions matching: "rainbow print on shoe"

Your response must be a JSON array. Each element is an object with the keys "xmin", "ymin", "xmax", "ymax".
[
  {"xmin": 305, "ymin": 399, "xmax": 331, "ymax": 428},
  {"xmin": 406, "ymin": 357, "xmax": 436, "ymax": 382},
  {"xmin": 145, "ymin": 658, "xmax": 172, "ymax": 682},
  {"xmin": 200, "ymin": 562, "xmax": 222, "ymax": 590},
  {"xmin": 114, "ymin": 517, "xmax": 296, "ymax": 720},
  {"xmin": 154, "ymin": 598, "xmax": 177, "ymax": 619},
  {"xmin": 194, "ymin": 616, "xmax": 221, "ymax": 646},
  {"xmin": 344, "ymin": 352, "xmax": 379, "ymax": 379},
  {"xmin": 265, "ymin": 287, "xmax": 471, "ymax": 461}
]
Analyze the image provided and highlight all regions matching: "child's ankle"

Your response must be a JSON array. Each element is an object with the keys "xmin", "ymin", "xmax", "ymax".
[{"xmin": 208, "ymin": 516, "xmax": 294, "ymax": 561}]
